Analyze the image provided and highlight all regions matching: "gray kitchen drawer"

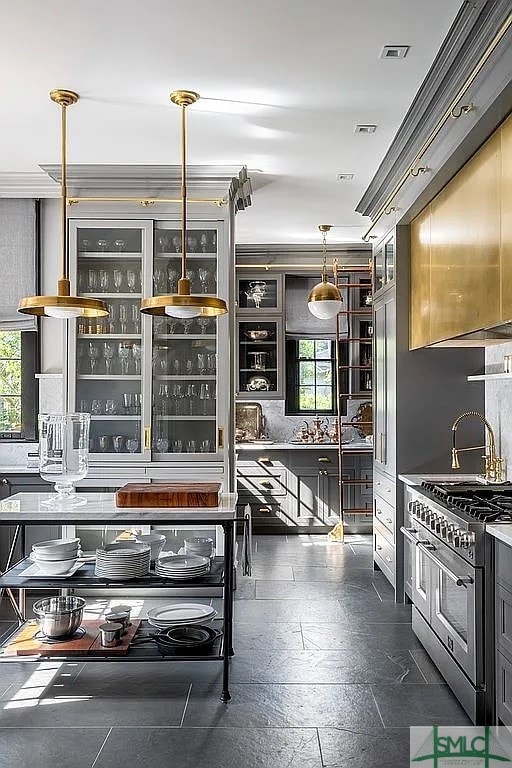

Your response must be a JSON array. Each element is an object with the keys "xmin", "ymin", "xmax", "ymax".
[
  {"xmin": 497, "ymin": 540, "xmax": 512, "ymax": 593},
  {"xmin": 286, "ymin": 450, "xmax": 338, "ymax": 469},
  {"xmin": 496, "ymin": 583, "xmax": 512, "ymax": 661},
  {"xmin": 496, "ymin": 650, "xmax": 512, "ymax": 725},
  {"xmin": 237, "ymin": 470, "xmax": 287, "ymax": 497},
  {"xmin": 373, "ymin": 519, "xmax": 395, "ymax": 586},
  {"xmin": 374, "ymin": 468, "xmax": 396, "ymax": 506},
  {"xmin": 374, "ymin": 493, "xmax": 394, "ymax": 537}
]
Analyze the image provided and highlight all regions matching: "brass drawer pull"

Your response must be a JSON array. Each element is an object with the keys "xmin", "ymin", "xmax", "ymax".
[{"xmin": 318, "ymin": 457, "xmax": 331, "ymax": 463}]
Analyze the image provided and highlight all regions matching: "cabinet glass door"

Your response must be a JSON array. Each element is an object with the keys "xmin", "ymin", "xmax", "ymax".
[
  {"xmin": 151, "ymin": 223, "xmax": 220, "ymax": 457},
  {"xmin": 237, "ymin": 274, "xmax": 282, "ymax": 313},
  {"xmin": 69, "ymin": 220, "xmax": 152, "ymax": 461},
  {"xmin": 238, "ymin": 319, "xmax": 280, "ymax": 397}
]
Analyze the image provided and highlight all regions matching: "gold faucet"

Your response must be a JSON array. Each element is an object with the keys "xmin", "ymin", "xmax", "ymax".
[{"xmin": 451, "ymin": 410, "xmax": 504, "ymax": 482}]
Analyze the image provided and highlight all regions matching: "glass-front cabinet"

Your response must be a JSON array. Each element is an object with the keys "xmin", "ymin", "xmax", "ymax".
[
  {"xmin": 68, "ymin": 217, "xmax": 228, "ymax": 464},
  {"xmin": 236, "ymin": 318, "xmax": 283, "ymax": 399}
]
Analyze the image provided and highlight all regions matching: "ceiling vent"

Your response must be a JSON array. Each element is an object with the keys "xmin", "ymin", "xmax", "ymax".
[
  {"xmin": 336, "ymin": 173, "xmax": 354, "ymax": 182},
  {"xmin": 355, "ymin": 125, "xmax": 377, "ymax": 134},
  {"xmin": 380, "ymin": 45, "xmax": 410, "ymax": 59}
]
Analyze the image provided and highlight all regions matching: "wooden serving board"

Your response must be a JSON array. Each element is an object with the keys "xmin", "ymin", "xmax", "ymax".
[
  {"xmin": 4, "ymin": 619, "xmax": 141, "ymax": 657},
  {"xmin": 116, "ymin": 482, "xmax": 221, "ymax": 508}
]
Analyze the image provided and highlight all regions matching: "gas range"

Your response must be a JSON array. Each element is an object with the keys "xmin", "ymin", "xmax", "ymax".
[{"xmin": 407, "ymin": 482, "xmax": 512, "ymax": 566}]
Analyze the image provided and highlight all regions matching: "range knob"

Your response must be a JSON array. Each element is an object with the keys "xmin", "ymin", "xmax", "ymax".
[
  {"xmin": 460, "ymin": 531, "xmax": 476, "ymax": 549},
  {"xmin": 429, "ymin": 513, "xmax": 440, "ymax": 530},
  {"xmin": 452, "ymin": 530, "xmax": 464, "ymax": 547},
  {"xmin": 438, "ymin": 522, "xmax": 448, "ymax": 538},
  {"xmin": 419, "ymin": 506, "xmax": 428, "ymax": 522},
  {"xmin": 445, "ymin": 524, "xmax": 457, "ymax": 543}
]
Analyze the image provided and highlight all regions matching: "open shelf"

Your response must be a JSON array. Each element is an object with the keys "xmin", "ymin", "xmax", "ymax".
[{"xmin": 467, "ymin": 372, "xmax": 512, "ymax": 381}]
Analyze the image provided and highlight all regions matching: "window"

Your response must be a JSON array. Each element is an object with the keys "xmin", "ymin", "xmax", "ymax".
[
  {"xmin": 285, "ymin": 338, "xmax": 339, "ymax": 415},
  {"xmin": 0, "ymin": 331, "xmax": 38, "ymax": 440}
]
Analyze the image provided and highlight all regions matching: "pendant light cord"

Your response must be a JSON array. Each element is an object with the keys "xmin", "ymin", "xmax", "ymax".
[
  {"xmin": 60, "ymin": 101, "xmax": 69, "ymax": 290},
  {"xmin": 321, "ymin": 229, "xmax": 328, "ymax": 282},
  {"xmin": 180, "ymin": 100, "xmax": 187, "ymax": 283}
]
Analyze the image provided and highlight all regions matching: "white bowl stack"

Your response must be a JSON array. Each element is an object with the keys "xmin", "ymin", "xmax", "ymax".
[
  {"xmin": 95, "ymin": 542, "xmax": 150, "ymax": 580},
  {"xmin": 31, "ymin": 538, "xmax": 81, "ymax": 576},
  {"xmin": 156, "ymin": 553, "xmax": 211, "ymax": 580}
]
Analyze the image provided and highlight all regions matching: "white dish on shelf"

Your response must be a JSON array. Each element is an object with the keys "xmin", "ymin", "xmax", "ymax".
[
  {"xmin": 147, "ymin": 603, "xmax": 216, "ymax": 626},
  {"xmin": 19, "ymin": 560, "xmax": 85, "ymax": 579}
]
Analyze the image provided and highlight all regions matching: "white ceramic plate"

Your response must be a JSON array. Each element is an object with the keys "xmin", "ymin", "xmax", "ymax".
[
  {"xmin": 147, "ymin": 603, "xmax": 215, "ymax": 623},
  {"xmin": 157, "ymin": 555, "xmax": 209, "ymax": 570}
]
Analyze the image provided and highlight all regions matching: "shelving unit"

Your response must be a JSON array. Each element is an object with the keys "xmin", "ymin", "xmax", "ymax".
[
  {"xmin": 467, "ymin": 373, "xmax": 512, "ymax": 381},
  {"xmin": 0, "ymin": 493, "xmax": 237, "ymax": 702},
  {"xmin": 335, "ymin": 268, "xmax": 373, "ymax": 531}
]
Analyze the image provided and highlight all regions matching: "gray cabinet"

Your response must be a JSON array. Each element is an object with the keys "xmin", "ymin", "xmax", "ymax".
[
  {"xmin": 373, "ymin": 289, "xmax": 396, "ymax": 476},
  {"xmin": 496, "ymin": 540, "xmax": 512, "ymax": 724}
]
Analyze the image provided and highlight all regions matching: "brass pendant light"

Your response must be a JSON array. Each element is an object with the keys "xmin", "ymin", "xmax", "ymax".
[
  {"xmin": 307, "ymin": 224, "xmax": 342, "ymax": 320},
  {"xmin": 140, "ymin": 90, "xmax": 228, "ymax": 318},
  {"xmin": 18, "ymin": 90, "xmax": 108, "ymax": 319}
]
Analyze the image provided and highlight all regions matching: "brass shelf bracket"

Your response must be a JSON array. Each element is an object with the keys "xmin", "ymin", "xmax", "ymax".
[{"xmin": 450, "ymin": 102, "xmax": 474, "ymax": 119}]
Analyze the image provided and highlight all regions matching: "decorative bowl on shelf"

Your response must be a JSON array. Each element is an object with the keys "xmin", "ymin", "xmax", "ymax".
[
  {"xmin": 246, "ymin": 375, "xmax": 271, "ymax": 392},
  {"xmin": 245, "ymin": 329, "xmax": 273, "ymax": 341}
]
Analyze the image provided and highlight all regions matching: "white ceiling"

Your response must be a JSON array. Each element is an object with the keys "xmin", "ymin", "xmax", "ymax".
[{"xmin": 0, "ymin": 0, "xmax": 463, "ymax": 244}]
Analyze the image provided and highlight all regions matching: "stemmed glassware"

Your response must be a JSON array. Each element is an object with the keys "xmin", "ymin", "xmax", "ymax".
[
  {"xmin": 103, "ymin": 342, "xmax": 115, "ymax": 375},
  {"xmin": 126, "ymin": 270, "xmax": 137, "ymax": 293},
  {"xmin": 88, "ymin": 269, "xmax": 98, "ymax": 293},
  {"xmin": 155, "ymin": 437, "xmax": 169, "ymax": 453},
  {"xmin": 126, "ymin": 438, "xmax": 139, "ymax": 453},
  {"xmin": 197, "ymin": 353, "xmax": 207, "ymax": 376},
  {"xmin": 87, "ymin": 342, "xmax": 100, "ymax": 374},
  {"xmin": 167, "ymin": 266, "xmax": 179, "ymax": 292},
  {"xmin": 186, "ymin": 383, "xmax": 198, "ymax": 415},
  {"xmin": 130, "ymin": 304, "xmax": 140, "ymax": 334},
  {"xmin": 197, "ymin": 317, "xmax": 210, "ymax": 334},
  {"xmin": 154, "ymin": 267, "xmax": 167, "ymax": 293},
  {"xmin": 199, "ymin": 268, "xmax": 211, "ymax": 293},
  {"xmin": 97, "ymin": 238, "xmax": 108, "ymax": 252},
  {"xmin": 113, "ymin": 239, "xmax": 126, "ymax": 252},
  {"xmin": 99, "ymin": 269, "xmax": 110, "ymax": 292},
  {"xmin": 182, "ymin": 318, "xmax": 195, "ymax": 335},
  {"xmin": 186, "ymin": 268, "xmax": 195, "ymax": 291},
  {"xmin": 200, "ymin": 233, "xmax": 209, "ymax": 253},
  {"xmin": 156, "ymin": 233, "xmax": 169, "ymax": 253},
  {"xmin": 118, "ymin": 343, "xmax": 131, "ymax": 375},
  {"xmin": 119, "ymin": 304, "xmax": 129, "ymax": 334},
  {"xmin": 172, "ymin": 234, "xmax": 181, "ymax": 253},
  {"xmin": 132, "ymin": 343, "xmax": 142, "ymax": 375},
  {"xmin": 113, "ymin": 269, "xmax": 123, "ymax": 292}
]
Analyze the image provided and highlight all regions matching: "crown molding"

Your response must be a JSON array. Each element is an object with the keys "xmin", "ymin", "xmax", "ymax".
[
  {"xmin": 0, "ymin": 172, "xmax": 59, "ymax": 197},
  {"xmin": 357, "ymin": 0, "xmax": 512, "ymax": 220}
]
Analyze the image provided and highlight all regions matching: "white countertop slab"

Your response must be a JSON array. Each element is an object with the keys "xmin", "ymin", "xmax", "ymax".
[
  {"xmin": 236, "ymin": 441, "xmax": 371, "ymax": 451},
  {"xmin": 486, "ymin": 524, "xmax": 512, "ymax": 547},
  {"xmin": 0, "ymin": 466, "xmax": 40, "ymax": 474},
  {"xmin": 398, "ymin": 473, "xmax": 485, "ymax": 487},
  {"xmin": 0, "ymin": 492, "xmax": 238, "ymax": 524}
]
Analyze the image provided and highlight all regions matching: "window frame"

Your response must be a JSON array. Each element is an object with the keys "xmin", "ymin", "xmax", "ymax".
[
  {"xmin": 0, "ymin": 330, "xmax": 39, "ymax": 442},
  {"xmin": 285, "ymin": 338, "xmax": 342, "ymax": 416}
]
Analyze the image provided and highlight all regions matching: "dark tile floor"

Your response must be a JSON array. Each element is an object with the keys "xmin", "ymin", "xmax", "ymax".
[{"xmin": 0, "ymin": 534, "xmax": 469, "ymax": 767}]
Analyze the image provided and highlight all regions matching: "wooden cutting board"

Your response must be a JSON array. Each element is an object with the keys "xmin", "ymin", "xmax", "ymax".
[
  {"xmin": 116, "ymin": 482, "xmax": 221, "ymax": 508},
  {"xmin": 4, "ymin": 619, "xmax": 141, "ymax": 657}
]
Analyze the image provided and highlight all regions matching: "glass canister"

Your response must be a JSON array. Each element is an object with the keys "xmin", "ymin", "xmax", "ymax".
[{"xmin": 38, "ymin": 413, "xmax": 90, "ymax": 506}]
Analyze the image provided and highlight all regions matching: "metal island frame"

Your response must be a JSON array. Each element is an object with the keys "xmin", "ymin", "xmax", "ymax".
[{"xmin": 0, "ymin": 492, "xmax": 237, "ymax": 702}]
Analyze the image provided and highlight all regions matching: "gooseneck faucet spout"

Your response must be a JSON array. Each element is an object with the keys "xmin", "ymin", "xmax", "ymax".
[{"xmin": 451, "ymin": 410, "xmax": 503, "ymax": 482}]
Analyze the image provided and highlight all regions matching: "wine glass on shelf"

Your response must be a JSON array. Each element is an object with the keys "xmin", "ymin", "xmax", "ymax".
[
  {"xmin": 197, "ymin": 352, "xmax": 207, "ymax": 376},
  {"xmin": 81, "ymin": 238, "xmax": 90, "ymax": 253},
  {"xmin": 119, "ymin": 303, "xmax": 129, "ymax": 334},
  {"xmin": 182, "ymin": 318, "xmax": 195, "ymax": 335},
  {"xmin": 113, "ymin": 269, "xmax": 123, "ymax": 293},
  {"xmin": 88, "ymin": 269, "xmax": 98, "ymax": 293},
  {"xmin": 126, "ymin": 269, "xmax": 137, "ymax": 293},
  {"xmin": 113, "ymin": 239, "xmax": 126, "ymax": 252},
  {"xmin": 132, "ymin": 342, "xmax": 142, "ymax": 375},
  {"xmin": 156, "ymin": 233, "xmax": 169, "ymax": 254},
  {"xmin": 154, "ymin": 267, "xmax": 167, "ymax": 293},
  {"xmin": 130, "ymin": 303, "xmax": 140, "ymax": 333},
  {"xmin": 97, "ymin": 239, "xmax": 108, "ymax": 252},
  {"xmin": 186, "ymin": 268, "xmax": 196, "ymax": 291},
  {"xmin": 118, "ymin": 343, "xmax": 131, "ymax": 376},
  {"xmin": 105, "ymin": 399, "xmax": 117, "ymax": 416},
  {"xmin": 172, "ymin": 234, "xmax": 181, "ymax": 253},
  {"xmin": 186, "ymin": 383, "xmax": 198, "ymax": 416},
  {"xmin": 200, "ymin": 233, "xmax": 208, "ymax": 253},
  {"xmin": 167, "ymin": 266, "xmax": 179, "ymax": 292},
  {"xmin": 102, "ymin": 342, "xmax": 115, "ymax": 375},
  {"xmin": 197, "ymin": 317, "xmax": 210, "ymax": 335},
  {"xmin": 199, "ymin": 268, "xmax": 211, "ymax": 293},
  {"xmin": 207, "ymin": 352, "xmax": 216, "ymax": 375},
  {"xmin": 187, "ymin": 236, "xmax": 197, "ymax": 253},
  {"xmin": 99, "ymin": 269, "xmax": 110, "ymax": 292},
  {"xmin": 155, "ymin": 437, "xmax": 169, "ymax": 453},
  {"xmin": 126, "ymin": 438, "xmax": 139, "ymax": 454},
  {"xmin": 87, "ymin": 342, "xmax": 100, "ymax": 375}
]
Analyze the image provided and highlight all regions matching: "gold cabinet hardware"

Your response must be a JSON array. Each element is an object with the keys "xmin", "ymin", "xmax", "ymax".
[
  {"xmin": 259, "ymin": 480, "xmax": 274, "ymax": 489},
  {"xmin": 144, "ymin": 427, "xmax": 151, "ymax": 450},
  {"xmin": 318, "ymin": 457, "xmax": 331, "ymax": 463},
  {"xmin": 218, "ymin": 427, "xmax": 224, "ymax": 449},
  {"xmin": 258, "ymin": 457, "xmax": 272, "ymax": 465}
]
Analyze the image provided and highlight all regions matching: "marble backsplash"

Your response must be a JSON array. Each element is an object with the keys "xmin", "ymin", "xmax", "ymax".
[
  {"xmin": 253, "ymin": 399, "xmax": 368, "ymax": 443},
  {"xmin": 485, "ymin": 342, "xmax": 512, "ymax": 481}
]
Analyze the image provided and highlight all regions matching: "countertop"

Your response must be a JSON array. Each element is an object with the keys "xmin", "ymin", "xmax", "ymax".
[
  {"xmin": 0, "ymin": 492, "xmax": 238, "ymax": 524},
  {"xmin": 236, "ymin": 441, "xmax": 372, "ymax": 451},
  {"xmin": 0, "ymin": 466, "xmax": 40, "ymax": 475},
  {"xmin": 398, "ymin": 473, "xmax": 485, "ymax": 487},
  {"xmin": 486, "ymin": 525, "xmax": 512, "ymax": 547}
]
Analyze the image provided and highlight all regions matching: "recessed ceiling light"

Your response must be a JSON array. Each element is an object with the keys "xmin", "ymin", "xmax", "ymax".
[
  {"xmin": 355, "ymin": 125, "xmax": 377, "ymax": 134},
  {"xmin": 336, "ymin": 173, "xmax": 354, "ymax": 182},
  {"xmin": 380, "ymin": 45, "xmax": 410, "ymax": 59}
]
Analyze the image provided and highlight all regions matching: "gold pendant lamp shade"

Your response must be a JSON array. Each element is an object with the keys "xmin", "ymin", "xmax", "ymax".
[
  {"xmin": 18, "ymin": 90, "xmax": 108, "ymax": 319},
  {"xmin": 307, "ymin": 224, "xmax": 342, "ymax": 320},
  {"xmin": 140, "ymin": 90, "xmax": 228, "ymax": 318}
]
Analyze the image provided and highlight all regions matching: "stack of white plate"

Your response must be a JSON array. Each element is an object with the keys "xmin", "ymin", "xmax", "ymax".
[
  {"xmin": 155, "ymin": 554, "xmax": 211, "ymax": 580},
  {"xmin": 147, "ymin": 603, "xmax": 217, "ymax": 630},
  {"xmin": 95, "ymin": 542, "xmax": 150, "ymax": 580}
]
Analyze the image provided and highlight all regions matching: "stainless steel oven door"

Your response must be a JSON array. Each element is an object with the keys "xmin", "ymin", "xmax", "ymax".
[
  {"xmin": 418, "ymin": 541, "xmax": 482, "ymax": 685},
  {"xmin": 401, "ymin": 523, "xmax": 430, "ymax": 618}
]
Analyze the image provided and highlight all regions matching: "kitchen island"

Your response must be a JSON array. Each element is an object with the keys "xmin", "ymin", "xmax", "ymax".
[{"xmin": 0, "ymin": 492, "xmax": 237, "ymax": 702}]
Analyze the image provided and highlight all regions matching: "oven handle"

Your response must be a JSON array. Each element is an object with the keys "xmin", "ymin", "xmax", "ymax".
[
  {"xmin": 400, "ymin": 526, "xmax": 419, "ymax": 543},
  {"xmin": 416, "ymin": 542, "xmax": 473, "ymax": 588}
]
